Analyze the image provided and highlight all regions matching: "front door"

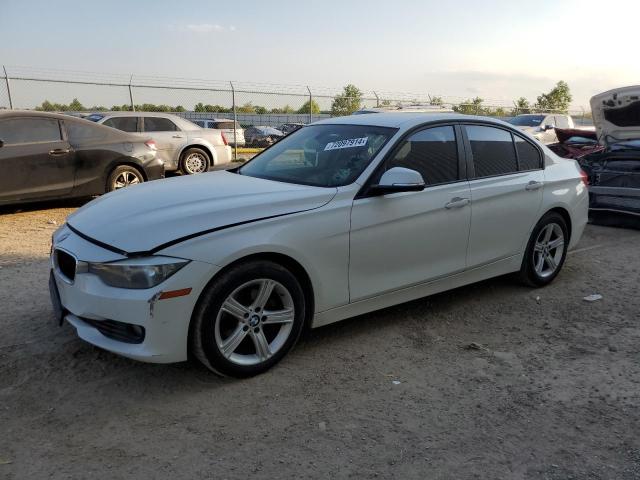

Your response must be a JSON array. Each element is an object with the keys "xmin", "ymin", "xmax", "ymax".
[{"xmin": 349, "ymin": 125, "xmax": 471, "ymax": 301}]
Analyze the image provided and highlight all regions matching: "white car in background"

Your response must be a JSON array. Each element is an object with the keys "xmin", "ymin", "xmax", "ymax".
[
  {"xmin": 507, "ymin": 113, "xmax": 575, "ymax": 144},
  {"xmin": 50, "ymin": 113, "xmax": 588, "ymax": 377},
  {"xmin": 86, "ymin": 112, "xmax": 233, "ymax": 174},
  {"xmin": 192, "ymin": 118, "xmax": 246, "ymax": 147}
]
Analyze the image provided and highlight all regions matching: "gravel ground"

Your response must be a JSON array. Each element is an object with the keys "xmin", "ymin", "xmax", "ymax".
[{"xmin": 1, "ymin": 201, "xmax": 639, "ymax": 479}]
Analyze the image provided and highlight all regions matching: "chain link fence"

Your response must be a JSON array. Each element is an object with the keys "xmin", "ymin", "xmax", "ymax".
[{"xmin": 0, "ymin": 65, "xmax": 592, "ymax": 153}]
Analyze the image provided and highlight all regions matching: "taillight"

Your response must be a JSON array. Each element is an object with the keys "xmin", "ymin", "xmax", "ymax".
[
  {"xmin": 579, "ymin": 169, "xmax": 589, "ymax": 186},
  {"xmin": 145, "ymin": 139, "xmax": 157, "ymax": 151},
  {"xmin": 221, "ymin": 132, "xmax": 228, "ymax": 146}
]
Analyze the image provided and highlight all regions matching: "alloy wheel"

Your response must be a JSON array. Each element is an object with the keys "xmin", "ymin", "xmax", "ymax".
[
  {"xmin": 184, "ymin": 152, "xmax": 208, "ymax": 174},
  {"xmin": 214, "ymin": 279, "xmax": 295, "ymax": 366},
  {"xmin": 533, "ymin": 223, "xmax": 565, "ymax": 278},
  {"xmin": 113, "ymin": 171, "xmax": 141, "ymax": 189}
]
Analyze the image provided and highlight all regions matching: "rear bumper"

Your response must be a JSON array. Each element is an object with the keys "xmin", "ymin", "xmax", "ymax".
[{"xmin": 143, "ymin": 159, "xmax": 165, "ymax": 180}]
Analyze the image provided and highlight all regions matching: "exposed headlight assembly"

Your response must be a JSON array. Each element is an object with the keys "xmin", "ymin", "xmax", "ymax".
[{"xmin": 82, "ymin": 256, "xmax": 189, "ymax": 289}]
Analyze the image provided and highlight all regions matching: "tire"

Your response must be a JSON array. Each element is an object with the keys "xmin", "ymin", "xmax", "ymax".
[
  {"xmin": 106, "ymin": 165, "xmax": 144, "ymax": 192},
  {"xmin": 180, "ymin": 148, "xmax": 210, "ymax": 175},
  {"xmin": 519, "ymin": 211, "xmax": 569, "ymax": 287},
  {"xmin": 190, "ymin": 260, "xmax": 307, "ymax": 377}
]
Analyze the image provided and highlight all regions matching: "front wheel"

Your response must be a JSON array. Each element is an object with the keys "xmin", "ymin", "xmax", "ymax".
[
  {"xmin": 519, "ymin": 212, "xmax": 569, "ymax": 287},
  {"xmin": 180, "ymin": 148, "xmax": 210, "ymax": 175},
  {"xmin": 107, "ymin": 165, "xmax": 144, "ymax": 192},
  {"xmin": 190, "ymin": 261, "xmax": 307, "ymax": 377}
]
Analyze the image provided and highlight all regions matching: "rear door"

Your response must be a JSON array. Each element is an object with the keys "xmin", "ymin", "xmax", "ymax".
[
  {"xmin": 463, "ymin": 124, "xmax": 544, "ymax": 268},
  {"xmin": 0, "ymin": 116, "xmax": 75, "ymax": 202},
  {"xmin": 141, "ymin": 116, "xmax": 185, "ymax": 167}
]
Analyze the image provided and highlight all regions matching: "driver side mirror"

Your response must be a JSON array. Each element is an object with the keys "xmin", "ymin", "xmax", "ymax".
[
  {"xmin": 368, "ymin": 167, "xmax": 425, "ymax": 196},
  {"xmin": 542, "ymin": 124, "xmax": 554, "ymax": 131}
]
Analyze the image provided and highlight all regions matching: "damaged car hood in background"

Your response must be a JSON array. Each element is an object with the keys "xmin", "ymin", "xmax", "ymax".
[{"xmin": 591, "ymin": 86, "xmax": 640, "ymax": 145}]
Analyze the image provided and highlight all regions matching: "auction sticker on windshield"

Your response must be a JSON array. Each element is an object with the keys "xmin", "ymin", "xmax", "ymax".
[{"xmin": 324, "ymin": 137, "xmax": 368, "ymax": 151}]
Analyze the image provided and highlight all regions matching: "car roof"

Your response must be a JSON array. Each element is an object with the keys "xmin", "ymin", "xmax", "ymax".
[
  {"xmin": 0, "ymin": 110, "xmax": 79, "ymax": 120},
  {"xmin": 312, "ymin": 112, "xmax": 514, "ymax": 130}
]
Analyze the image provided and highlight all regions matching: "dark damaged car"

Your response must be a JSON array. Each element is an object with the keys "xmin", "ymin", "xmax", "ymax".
[
  {"xmin": 0, "ymin": 111, "xmax": 163, "ymax": 206},
  {"xmin": 577, "ymin": 86, "xmax": 640, "ymax": 227}
]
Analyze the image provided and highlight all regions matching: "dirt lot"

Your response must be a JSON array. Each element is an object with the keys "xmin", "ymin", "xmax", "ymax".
[{"xmin": 1, "ymin": 201, "xmax": 639, "ymax": 480}]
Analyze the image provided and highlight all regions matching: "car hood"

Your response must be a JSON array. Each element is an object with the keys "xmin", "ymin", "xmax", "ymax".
[
  {"xmin": 591, "ymin": 86, "xmax": 640, "ymax": 145},
  {"xmin": 67, "ymin": 171, "xmax": 337, "ymax": 254}
]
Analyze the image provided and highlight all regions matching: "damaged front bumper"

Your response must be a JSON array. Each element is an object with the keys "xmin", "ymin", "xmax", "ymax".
[{"xmin": 49, "ymin": 225, "xmax": 217, "ymax": 363}]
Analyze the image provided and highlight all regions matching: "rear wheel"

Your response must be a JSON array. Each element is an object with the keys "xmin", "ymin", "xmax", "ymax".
[
  {"xmin": 519, "ymin": 212, "xmax": 569, "ymax": 286},
  {"xmin": 107, "ymin": 165, "xmax": 144, "ymax": 192},
  {"xmin": 180, "ymin": 148, "xmax": 210, "ymax": 175},
  {"xmin": 190, "ymin": 260, "xmax": 307, "ymax": 377}
]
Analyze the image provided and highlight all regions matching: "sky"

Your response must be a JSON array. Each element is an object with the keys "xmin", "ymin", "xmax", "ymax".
[{"xmin": 1, "ymin": 0, "xmax": 639, "ymax": 109}]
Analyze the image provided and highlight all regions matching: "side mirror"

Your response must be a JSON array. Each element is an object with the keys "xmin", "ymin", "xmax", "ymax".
[
  {"xmin": 542, "ymin": 124, "xmax": 554, "ymax": 131},
  {"xmin": 368, "ymin": 167, "xmax": 425, "ymax": 196},
  {"xmin": 0, "ymin": 139, "xmax": 4, "ymax": 148}
]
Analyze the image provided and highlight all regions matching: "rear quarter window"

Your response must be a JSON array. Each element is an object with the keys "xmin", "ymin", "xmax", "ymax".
[{"xmin": 514, "ymin": 135, "xmax": 542, "ymax": 170}]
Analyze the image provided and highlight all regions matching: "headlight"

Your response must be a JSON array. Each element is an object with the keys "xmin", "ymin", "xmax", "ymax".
[{"xmin": 86, "ymin": 256, "xmax": 189, "ymax": 289}]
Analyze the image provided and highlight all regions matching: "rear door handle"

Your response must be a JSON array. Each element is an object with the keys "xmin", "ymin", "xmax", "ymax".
[
  {"xmin": 445, "ymin": 197, "xmax": 470, "ymax": 209},
  {"xmin": 49, "ymin": 148, "xmax": 70, "ymax": 155},
  {"xmin": 525, "ymin": 180, "xmax": 543, "ymax": 191}
]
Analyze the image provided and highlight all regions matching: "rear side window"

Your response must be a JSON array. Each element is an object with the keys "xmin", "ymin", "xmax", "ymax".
[
  {"xmin": 386, "ymin": 125, "xmax": 458, "ymax": 185},
  {"xmin": 0, "ymin": 117, "xmax": 61, "ymax": 144},
  {"xmin": 144, "ymin": 117, "xmax": 178, "ymax": 132},
  {"xmin": 65, "ymin": 120, "xmax": 108, "ymax": 144},
  {"xmin": 103, "ymin": 117, "xmax": 138, "ymax": 132},
  {"xmin": 466, "ymin": 125, "xmax": 518, "ymax": 178},
  {"xmin": 554, "ymin": 116, "xmax": 570, "ymax": 128},
  {"xmin": 514, "ymin": 136, "xmax": 541, "ymax": 170}
]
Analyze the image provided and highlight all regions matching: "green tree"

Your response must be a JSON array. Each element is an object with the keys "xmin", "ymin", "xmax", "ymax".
[
  {"xmin": 535, "ymin": 81, "xmax": 572, "ymax": 113},
  {"xmin": 237, "ymin": 102, "xmax": 256, "ymax": 113},
  {"xmin": 194, "ymin": 102, "xmax": 205, "ymax": 112},
  {"xmin": 254, "ymin": 105, "xmax": 268, "ymax": 115},
  {"xmin": 68, "ymin": 98, "xmax": 85, "ymax": 111},
  {"xmin": 174, "ymin": 105, "xmax": 185, "ymax": 112},
  {"xmin": 512, "ymin": 97, "xmax": 531, "ymax": 115},
  {"xmin": 297, "ymin": 99, "xmax": 320, "ymax": 114},
  {"xmin": 429, "ymin": 96, "xmax": 443, "ymax": 106},
  {"xmin": 331, "ymin": 84, "xmax": 362, "ymax": 116},
  {"xmin": 453, "ymin": 97, "xmax": 485, "ymax": 115}
]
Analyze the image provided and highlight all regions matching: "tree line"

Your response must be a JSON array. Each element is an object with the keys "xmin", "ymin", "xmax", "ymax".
[{"xmin": 32, "ymin": 81, "xmax": 574, "ymax": 117}]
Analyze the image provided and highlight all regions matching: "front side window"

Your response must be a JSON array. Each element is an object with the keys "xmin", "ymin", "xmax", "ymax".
[
  {"xmin": 214, "ymin": 121, "xmax": 236, "ymax": 129},
  {"xmin": 239, "ymin": 124, "xmax": 396, "ymax": 187},
  {"xmin": 103, "ymin": 116, "xmax": 138, "ymax": 132},
  {"xmin": 466, "ymin": 125, "xmax": 518, "ymax": 178},
  {"xmin": 385, "ymin": 125, "xmax": 458, "ymax": 185},
  {"xmin": 514, "ymin": 135, "xmax": 542, "ymax": 171},
  {"xmin": 0, "ymin": 117, "xmax": 61, "ymax": 145},
  {"xmin": 144, "ymin": 117, "xmax": 179, "ymax": 132}
]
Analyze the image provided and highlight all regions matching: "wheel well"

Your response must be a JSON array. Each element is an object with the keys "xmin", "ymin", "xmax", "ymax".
[
  {"xmin": 106, "ymin": 162, "xmax": 147, "ymax": 189},
  {"xmin": 200, "ymin": 253, "xmax": 315, "ymax": 328},
  {"xmin": 547, "ymin": 207, "xmax": 572, "ymax": 243},
  {"xmin": 181, "ymin": 145, "xmax": 214, "ymax": 166}
]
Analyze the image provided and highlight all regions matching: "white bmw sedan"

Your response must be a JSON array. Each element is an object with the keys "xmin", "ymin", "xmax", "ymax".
[{"xmin": 50, "ymin": 113, "xmax": 588, "ymax": 377}]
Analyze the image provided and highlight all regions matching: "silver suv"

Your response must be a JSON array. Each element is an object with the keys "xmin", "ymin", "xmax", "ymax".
[{"xmin": 86, "ymin": 112, "xmax": 233, "ymax": 174}]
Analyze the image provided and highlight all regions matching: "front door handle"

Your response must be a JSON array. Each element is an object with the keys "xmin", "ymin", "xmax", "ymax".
[
  {"xmin": 49, "ymin": 148, "xmax": 70, "ymax": 155},
  {"xmin": 172, "ymin": 135, "xmax": 184, "ymax": 138},
  {"xmin": 525, "ymin": 180, "xmax": 543, "ymax": 191},
  {"xmin": 445, "ymin": 197, "xmax": 470, "ymax": 209}
]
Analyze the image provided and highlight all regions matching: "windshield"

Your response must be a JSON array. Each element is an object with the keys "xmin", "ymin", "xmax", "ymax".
[
  {"xmin": 508, "ymin": 115, "xmax": 545, "ymax": 127},
  {"xmin": 85, "ymin": 114, "xmax": 104, "ymax": 122},
  {"xmin": 238, "ymin": 124, "xmax": 397, "ymax": 187}
]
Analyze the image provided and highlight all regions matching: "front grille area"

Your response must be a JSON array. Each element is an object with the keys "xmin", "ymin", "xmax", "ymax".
[
  {"xmin": 80, "ymin": 317, "xmax": 146, "ymax": 344},
  {"xmin": 55, "ymin": 249, "xmax": 76, "ymax": 282}
]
